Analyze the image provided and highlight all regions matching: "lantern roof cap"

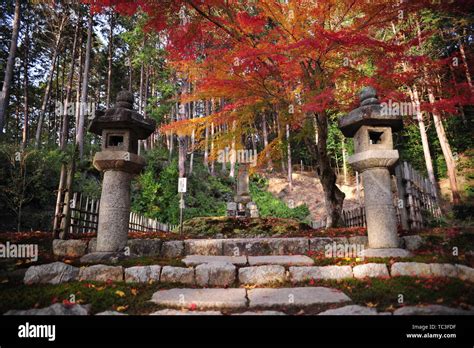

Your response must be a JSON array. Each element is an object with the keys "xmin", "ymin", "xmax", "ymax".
[
  {"xmin": 338, "ymin": 86, "xmax": 403, "ymax": 137},
  {"xmin": 89, "ymin": 90, "xmax": 155, "ymax": 139}
]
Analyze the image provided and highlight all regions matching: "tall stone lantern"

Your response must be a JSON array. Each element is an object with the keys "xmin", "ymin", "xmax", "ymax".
[
  {"xmin": 88, "ymin": 91, "xmax": 155, "ymax": 256},
  {"xmin": 339, "ymin": 87, "xmax": 410, "ymax": 258}
]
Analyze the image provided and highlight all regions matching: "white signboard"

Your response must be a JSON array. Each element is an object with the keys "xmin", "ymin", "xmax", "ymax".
[{"xmin": 178, "ymin": 178, "xmax": 187, "ymax": 193}]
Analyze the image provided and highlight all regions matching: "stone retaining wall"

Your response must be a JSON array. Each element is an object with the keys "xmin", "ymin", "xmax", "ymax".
[
  {"xmin": 54, "ymin": 235, "xmax": 426, "ymax": 258},
  {"xmin": 23, "ymin": 261, "xmax": 474, "ymax": 286}
]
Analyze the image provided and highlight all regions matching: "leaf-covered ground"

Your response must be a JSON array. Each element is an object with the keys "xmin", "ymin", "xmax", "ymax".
[{"xmin": 0, "ymin": 277, "xmax": 472, "ymax": 315}]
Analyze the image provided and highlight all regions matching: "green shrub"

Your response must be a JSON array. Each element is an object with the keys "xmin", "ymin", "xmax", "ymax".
[
  {"xmin": 250, "ymin": 175, "xmax": 310, "ymax": 221},
  {"xmin": 131, "ymin": 149, "xmax": 233, "ymax": 225}
]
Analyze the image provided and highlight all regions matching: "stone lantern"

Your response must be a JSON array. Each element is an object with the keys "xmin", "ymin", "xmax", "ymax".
[
  {"xmin": 87, "ymin": 91, "xmax": 155, "ymax": 256},
  {"xmin": 339, "ymin": 87, "xmax": 410, "ymax": 258}
]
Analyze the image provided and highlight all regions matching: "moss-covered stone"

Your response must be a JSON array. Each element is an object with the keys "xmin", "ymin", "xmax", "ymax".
[{"xmin": 180, "ymin": 216, "xmax": 311, "ymax": 238}]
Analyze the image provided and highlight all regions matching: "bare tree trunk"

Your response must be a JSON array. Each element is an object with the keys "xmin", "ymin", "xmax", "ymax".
[
  {"xmin": 315, "ymin": 111, "xmax": 345, "ymax": 227},
  {"xmin": 210, "ymin": 121, "xmax": 215, "ymax": 176},
  {"xmin": 203, "ymin": 101, "xmax": 209, "ymax": 170},
  {"xmin": 59, "ymin": 17, "xmax": 80, "ymax": 150},
  {"xmin": 74, "ymin": 48, "xmax": 82, "ymax": 132},
  {"xmin": 286, "ymin": 123, "xmax": 293, "ymax": 191},
  {"xmin": 0, "ymin": 0, "xmax": 21, "ymax": 133},
  {"xmin": 178, "ymin": 135, "xmax": 187, "ymax": 177},
  {"xmin": 408, "ymin": 85, "xmax": 439, "ymax": 202},
  {"xmin": 230, "ymin": 120, "xmax": 236, "ymax": 178},
  {"xmin": 210, "ymin": 99, "xmax": 215, "ymax": 175},
  {"xmin": 415, "ymin": 17, "xmax": 458, "ymax": 203},
  {"xmin": 138, "ymin": 66, "xmax": 144, "ymax": 113},
  {"xmin": 168, "ymin": 108, "xmax": 174, "ymax": 160},
  {"xmin": 59, "ymin": 148, "xmax": 76, "ymax": 240},
  {"xmin": 262, "ymin": 113, "xmax": 272, "ymax": 170},
  {"xmin": 76, "ymin": 13, "xmax": 93, "ymax": 159},
  {"xmin": 341, "ymin": 137, "xmax": 348, "ymax": 185},
  {"xmin": 106, "ymin": 11, "xmax": 114, "ymax": 108},
  {"xmin": 169, "ymin": 132, "xmax": 174, "ymax": 159},
  {"xmin": 178, "ymin": 97, "xmax": 187, "ymax": 177},
  {"xmin": 188, "ymin": 99, "xmax": 195, "ymax": 175},
  {"xmin": 189, "ymin": 129, "xmax": 195, "ymax": 175},
  {"xmin": 448, "ymin": 60, "xmax": 467, "ymax": 125},
  {"xmin": 35, "ymin": 15, "xmax": 66, "ymax": 147},
  {"xmin": 144, "ymin": 66, "xmax": 149, "ymax": 117},
  {"xmin": 459, "ymin": 30, "xmax": 473, "ymax": 92},
  {"xmin": 53, "ymin": 17, "xmax": 80, "ymax": 236},
  {"xmin": 251, "ymin": 126, "xmax": 257, "ymax": 154},
  {"xmin": 427, "ymin": 87, "xmax": 461, "ymax": 204},
  {"xmin": 21, "ymin": 5, "xmax": 29, "ymax": 150},
  {"xmin": 276, "ymin": 114, "xmax": 285, "ymax": 172},
  {"xmin": 221, "ymin": 126, "xmax": 227, "ymax": 173},
  {"xmin": 142, "ymin": 66, "xmax": 150, "ymax": 151},
  {"xmin": 204, "ymin": 124, "xmax": 209, "ymax": 168}
]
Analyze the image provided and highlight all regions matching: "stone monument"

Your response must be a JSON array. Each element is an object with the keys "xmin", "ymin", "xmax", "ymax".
[
  {"xmin": 339, "ymin": 86, "xmax": 411, "ymax": 258},
  {"xmin": 227, "ymin": 163, "xmax": 258, "ymax": 218},
  {"xmin": 82, "ymin": 91, "xmax": 155, "ymax": 262},
  {"xmin": 235, "ymin": 163, "xmax": 252, "ymax": 205}
]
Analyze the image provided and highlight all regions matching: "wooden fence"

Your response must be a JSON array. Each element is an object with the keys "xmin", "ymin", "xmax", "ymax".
[
  {"xmin": 341, "ymin": 206, "xmax": 366, "ymax": 228},
  {"xmin": 128, "ymin": 211, "xmax": 177, "ymax": 233},
  {"xmin": 395, "ymin": 161, "xmax": 441, "ymax": 230},
  {"xmin": 310, "ymin": 206, "xmax": 368, "ymax": 229},
  {"xmin": 69, "ymin": 192, "xmax": 99, "ymax": 234},
  {"xmin": 63, "ymin": 192, "xmax": 175, "ymax": 235},
  {"xmin": 310, "ymin": 161, "xmax": 441, "ymax": 230}
]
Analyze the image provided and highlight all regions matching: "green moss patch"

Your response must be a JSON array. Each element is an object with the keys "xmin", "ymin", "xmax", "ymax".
[
  {"xmin": 181, "ymin": 216, "xmax": 312, "ymax": 238},
  {"xmin": 0, "ymin": 281, "xmax": 180, "ymax": 315}
]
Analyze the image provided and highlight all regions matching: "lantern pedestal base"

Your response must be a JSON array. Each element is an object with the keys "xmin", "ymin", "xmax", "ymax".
[{"xmin": 360, "ymin": 248, "xmax": 412, "ymax": 258}]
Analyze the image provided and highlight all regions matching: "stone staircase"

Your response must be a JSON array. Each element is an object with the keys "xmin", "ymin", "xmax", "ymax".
[
  {"xmin": 150, "ymin": 287, "xmax": 352, "ymax": 315},
  {"xmin": 14, "ymin": 236, "xmax": 474, "ymax": 315},
  {"xmin": 148, "ymin": 254, "xmax": 354, "ymax": 315}
]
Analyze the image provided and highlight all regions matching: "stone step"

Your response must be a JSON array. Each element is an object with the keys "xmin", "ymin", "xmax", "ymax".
[
  {"xmin": 182, "ymin": 255, "xmax": 247, "ymax": 266},
  {"xmin": 248, "ymin": 255, "xmax": 314, "ymax": 266},
  {"xmin": 247, "ymin": 287, "xmax": 351, "ymax": 309},
  {"xmin": 149, "ymin": 309, "xmax": 286, "ymax": 315},
  {"xmin": 5, "ymin": 303, "xmax": 91, "ymax": 315},
  {"xmin": 232, "ymin": 310, "xmax": 286, "ymax": 315},
  {"xmin": 318, "ymin": 305, "xmax": 380, "ymax": 315},
  {"xmin": 393, "ymin": 305, "xmax": 474, "ymax": 315},
  {"xmin": 150, "ymin": 288, "xmax": 248, "ymax": 310},
  {"xmin": 150, "ymin": 287, "xmax": 352, "ymax": 311},
  {"xmin": 182, "ymin": 255, "xmax": 314, "ymax": 267},
  {"xmin": 150, "ymin": 309, "xmax": 222, "ymax": 315}
]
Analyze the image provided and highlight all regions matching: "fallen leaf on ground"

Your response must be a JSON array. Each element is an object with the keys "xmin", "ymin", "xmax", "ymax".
[
  {"xmin": 116, "ymin": 305, "xmax": 128, "ymax": 312},
  {"xmin": 115, "ymin": 290, "xmax": 126, "ymax": 297}
]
